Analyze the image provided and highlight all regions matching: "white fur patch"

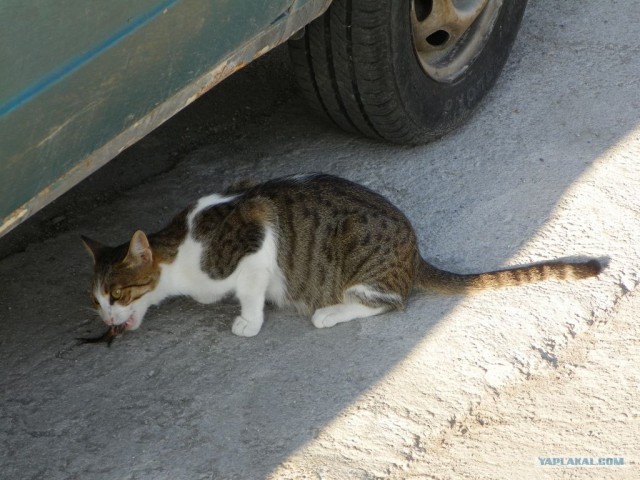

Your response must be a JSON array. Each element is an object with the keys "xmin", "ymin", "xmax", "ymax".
[
  {"xmin": 148, "ymin": 193, "xmax": 240, "ymax": 305},
  {"xmin": 310, "ymin": 284, "xmax": 396, "ymax": 329},
  {"xmin": 150, "ymin": 209, "xmax": 286, "ymax": 336},
  {"xmin": 311, "ymin": 303, "xmax": 387, "ymax": 328},
  {"xmin": 187, "ymin": 193, "xmax": 237, "ymax": 226},
  {"xmin": 261, "ymin": 228, "xmax": 288, "ymax": 307},
  {"xmin": 345, "ymin": 284, "xmax": 401, "ymax": 305}
]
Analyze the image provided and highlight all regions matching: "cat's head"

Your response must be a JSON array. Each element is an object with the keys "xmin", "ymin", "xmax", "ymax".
[{"xmin": 82, "ymin": 230, "xmax": 160, "ymax": 331}]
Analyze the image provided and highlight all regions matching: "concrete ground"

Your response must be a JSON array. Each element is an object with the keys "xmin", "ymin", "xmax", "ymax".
[{"xmin": 1, "ymin": 1, "xmax": 639, "ymax": 479}]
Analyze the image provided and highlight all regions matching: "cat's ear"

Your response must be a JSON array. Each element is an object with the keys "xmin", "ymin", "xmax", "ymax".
[
  {"xmin": 81, "ymin": 235, "xmax": 107, "ymax": 264},
  {"xmin": 124, "ymin": 230, "xmax": 152, "ymax": 266}
]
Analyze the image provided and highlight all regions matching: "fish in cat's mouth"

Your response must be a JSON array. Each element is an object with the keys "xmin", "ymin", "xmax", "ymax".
[
  {"xmin": 106, "ymin": 312, "xmax": 142, "ymax": 330},
  {"xmin": 77, "ymin": 323, "xmax": 126, "ymax": 347},
  {"xmin": 78, "ymin": 315, "xmax": 136, "ymax": 347}
]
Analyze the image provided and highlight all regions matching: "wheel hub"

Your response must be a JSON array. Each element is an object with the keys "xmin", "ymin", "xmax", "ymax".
[{"xmin": 411, "ymin": 0, "xmax": 503, "ymax": 82}]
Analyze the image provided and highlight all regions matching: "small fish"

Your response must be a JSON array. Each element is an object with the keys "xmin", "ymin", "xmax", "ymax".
[{"xmin": 77, "ymin": 324, "xmax": 126, "ymax": 347}]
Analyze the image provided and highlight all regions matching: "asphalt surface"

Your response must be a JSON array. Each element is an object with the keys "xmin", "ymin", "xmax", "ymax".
[{"xmin": 1, "ymin": 2, "xmax": 639, "ymax": 479}]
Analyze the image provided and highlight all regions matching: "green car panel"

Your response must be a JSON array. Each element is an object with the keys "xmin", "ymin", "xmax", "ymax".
[{"xmin": 0, "ymin": 0, "xmax": 330, "ymax": 236}]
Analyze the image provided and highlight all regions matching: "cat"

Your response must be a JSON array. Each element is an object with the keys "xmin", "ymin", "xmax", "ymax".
[{"xmin": 81, "ymin": 173, "xmax": 602, "ymax": 338}]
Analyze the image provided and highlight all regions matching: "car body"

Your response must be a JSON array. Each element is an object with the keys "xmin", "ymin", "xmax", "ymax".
[
  {"xmin": 0, "ymin": 0, "xmax": 330, "ymax": 237},
  {"xmin": 1, "ymin": 0, "xmax": 527, "ymax": 238}
]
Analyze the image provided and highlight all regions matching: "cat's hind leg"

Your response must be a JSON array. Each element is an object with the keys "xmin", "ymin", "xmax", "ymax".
[
  {"xmin": 311, "ymin": 303, "xmax": 388, "ymax": 328},
  {"xmin": 311, "ymin": 284, "xmax": 400, "ymax": 329}
]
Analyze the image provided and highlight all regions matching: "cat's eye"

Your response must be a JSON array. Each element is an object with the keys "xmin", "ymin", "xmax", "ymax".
[
  {"xmin": 111, "ymin": 288, "xmax": 122, "ymax": 300},
  {"xmin": 90, "ymin": 295, "xmax": 99, "ymax": 307}
]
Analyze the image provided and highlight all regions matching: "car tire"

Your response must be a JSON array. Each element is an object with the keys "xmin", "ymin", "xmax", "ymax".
[{"xmin": 289, "ymin": 0, "xmax": 528, "ymax": 144}]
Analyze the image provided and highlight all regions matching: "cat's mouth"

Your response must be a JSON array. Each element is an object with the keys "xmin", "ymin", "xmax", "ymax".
[{"xmin": 122, "ymin": 315, "xmax": 136, "ymax": 330}]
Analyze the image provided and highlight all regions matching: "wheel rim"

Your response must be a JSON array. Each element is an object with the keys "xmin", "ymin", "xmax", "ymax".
[{"xmin": 411, "ymin": 0, "xmax": 503, "ymax": 82}]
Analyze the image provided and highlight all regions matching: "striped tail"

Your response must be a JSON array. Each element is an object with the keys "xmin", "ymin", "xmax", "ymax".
[{"xmin": 415, "ymin": 258, "xmax": 602, "ymax": 294}]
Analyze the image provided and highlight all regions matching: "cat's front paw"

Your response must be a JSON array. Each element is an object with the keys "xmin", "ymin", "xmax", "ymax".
[{"xmin": 232, "ymin": 315, "xmax": 262, "ymax": 337}]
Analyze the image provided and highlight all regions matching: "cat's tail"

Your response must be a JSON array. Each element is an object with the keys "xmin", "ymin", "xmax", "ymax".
[{"xmin": 414, "ymin": 257, "xmax": 603, "ymax": 294}]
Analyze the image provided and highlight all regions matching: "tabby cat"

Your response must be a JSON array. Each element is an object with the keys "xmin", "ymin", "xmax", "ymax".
[{"xmin": 82, "ymin": 173, "xmax": 602, "ymax": 338}]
